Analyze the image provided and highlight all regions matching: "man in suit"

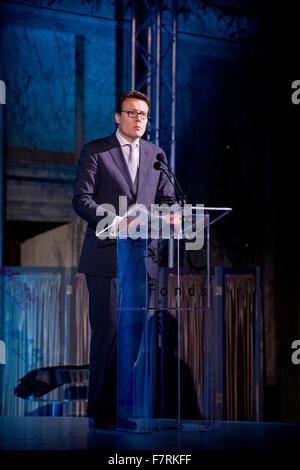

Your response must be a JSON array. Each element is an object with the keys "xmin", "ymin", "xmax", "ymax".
[{"xmin": 72, "ymin": 90, "xmax": 177, "ymax": 428}]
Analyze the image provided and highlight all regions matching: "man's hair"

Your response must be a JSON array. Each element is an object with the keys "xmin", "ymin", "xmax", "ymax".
[{"xmin": 117, "ymin": 90, "xmax": 150, "ymax": 114}]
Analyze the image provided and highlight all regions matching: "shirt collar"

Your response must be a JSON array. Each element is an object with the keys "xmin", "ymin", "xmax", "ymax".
[{"xmin": 116, "ymin": 127, "xmax": 140, "ymax": 148}]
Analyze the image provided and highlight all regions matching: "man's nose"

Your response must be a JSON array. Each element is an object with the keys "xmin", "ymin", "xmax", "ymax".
[{"xmin": 135, "ymin": 113, "xmax": 143, "ymax": 121}]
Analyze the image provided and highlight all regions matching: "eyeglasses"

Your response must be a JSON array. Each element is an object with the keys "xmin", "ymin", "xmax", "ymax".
[{"xmin": 121, "ymin": 110, "xmax": 149, "ymax": 120}]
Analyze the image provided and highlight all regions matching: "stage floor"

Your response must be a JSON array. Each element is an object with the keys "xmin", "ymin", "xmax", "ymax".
[{"xmin": 0, "ymin": 417, "xmax": 300, "ymax": 454}]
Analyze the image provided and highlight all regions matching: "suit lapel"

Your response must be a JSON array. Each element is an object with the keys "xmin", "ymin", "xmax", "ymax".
[
  {"xmin": 108, "ymin": 134, "xmax": 134, "ymax": 193},
  {"xmin": 108, "ymin": 134, "xmax": 154, "ymax": 198}
]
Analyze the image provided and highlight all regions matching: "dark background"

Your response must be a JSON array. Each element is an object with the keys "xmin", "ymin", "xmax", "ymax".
[{"xmin": 0, "ymin": 0, "xmax": 299, "ymax": 422}]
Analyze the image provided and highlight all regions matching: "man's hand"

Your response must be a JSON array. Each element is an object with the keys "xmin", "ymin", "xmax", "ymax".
[
  {"xmin": 117, "ymin": 216, "xmax": 136, "ymax": 232},
  {"xmin": 164, "ymin": 213, "xmax": 182, "ymax": 226}
]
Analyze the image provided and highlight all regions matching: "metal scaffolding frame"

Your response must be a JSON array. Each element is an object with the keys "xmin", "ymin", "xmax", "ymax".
[{"xmin": 130, "ymin": 0, "xmax": 178, "ymax": 267}]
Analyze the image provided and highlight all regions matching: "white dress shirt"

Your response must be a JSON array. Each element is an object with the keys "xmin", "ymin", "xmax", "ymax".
[
  {"xmin": 109, "ymin": 128, "xmax": 140, "ymax": 237},
  {"xmin": 116, "ymin": 127, "xmax": 140, "ymax": 180}
]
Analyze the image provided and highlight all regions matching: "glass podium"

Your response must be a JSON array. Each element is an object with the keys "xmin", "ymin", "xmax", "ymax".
[{"xmin": 116, "ymin": 206, "xmax": 231, "ymax": 432}]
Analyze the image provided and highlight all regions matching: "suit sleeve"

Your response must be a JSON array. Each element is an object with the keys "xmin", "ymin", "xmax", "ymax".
[
  {"xmin": 72, "ymin": 144, "xmax": 101, "ymax": 229},
  {"xmin": 154, "ymin": 150, "xmax": 178, "ymax": 206}
]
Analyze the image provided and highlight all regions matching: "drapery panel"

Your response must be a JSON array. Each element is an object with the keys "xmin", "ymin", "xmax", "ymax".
[
  {"xmin": 1, "ymin": 268, "xmax": 263, "ymax": 420},
  {"xmin": 0, "ymin": 270, "xmax": 90, "ymax": 416},
  {"xmin": 224, "ymin": 273, "xmax": 264, "ymax": 421},
  {"xmin": 1, "ymin": 273, "xmax": 62, "ymax": 416},
  {"xmin": 165, "ymin": 270, "xmax": 263, "ymax": 421},
  {"xmin": 166, "ymin": 273, "xmax": 212, "ymax": 419}
]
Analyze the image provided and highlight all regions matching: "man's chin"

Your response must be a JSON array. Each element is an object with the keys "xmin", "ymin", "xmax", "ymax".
[
  {"xmin": 135, "ymin": 130, "xmax": 145, "ymax": 138},
  {"xmin": 124, "ymin": 129, "xmax": 145, "ymax": 140}
]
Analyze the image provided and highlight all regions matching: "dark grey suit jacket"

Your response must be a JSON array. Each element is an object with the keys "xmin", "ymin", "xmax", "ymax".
[{"xmin": 72, "ymin": 133, "xmax": 176, "ymax": 278}]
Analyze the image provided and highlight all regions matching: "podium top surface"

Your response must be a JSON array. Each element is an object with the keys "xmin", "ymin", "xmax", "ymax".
[
  {"xmin": 96, "ymin": 205, "xmax": 232, "ymax": 238},
  {"xmin": 192, "ymin": 206, "xmax": 232, "ymax": 226}
]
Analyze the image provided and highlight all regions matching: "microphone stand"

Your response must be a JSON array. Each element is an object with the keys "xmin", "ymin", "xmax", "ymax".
[{"xmin": 154, "ymin": 161, "xmax": 187, "ymax": 207}]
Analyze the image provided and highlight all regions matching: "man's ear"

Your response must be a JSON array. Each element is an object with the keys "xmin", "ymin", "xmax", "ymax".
[{"xmin": 115, "ymin": 113, "xmax": 120, "ymax": 125}]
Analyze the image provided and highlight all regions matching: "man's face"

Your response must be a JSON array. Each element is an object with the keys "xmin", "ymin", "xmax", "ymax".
[{"xmin": 115, "ymin": 98, "xmax": 149, "ymax": 143}]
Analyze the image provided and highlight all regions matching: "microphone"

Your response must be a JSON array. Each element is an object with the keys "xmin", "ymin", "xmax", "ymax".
[
  {"xmin": 155, "ymin": 153, "xmax": 188, "ymax": 205},
  {"xmin": 153, "ymin": 161, "xmax": 174, "ymax": 188},
  {"xmin": 153, "ymin": 161, "xmax": 162, "ymax": 171},
  {"xmin": 156, "ymin": 153, "xmax": 165, "ymax": 163},
  {"xmin": 153, "ymin": 160, "xmax": 187, "ymax": 207}
]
